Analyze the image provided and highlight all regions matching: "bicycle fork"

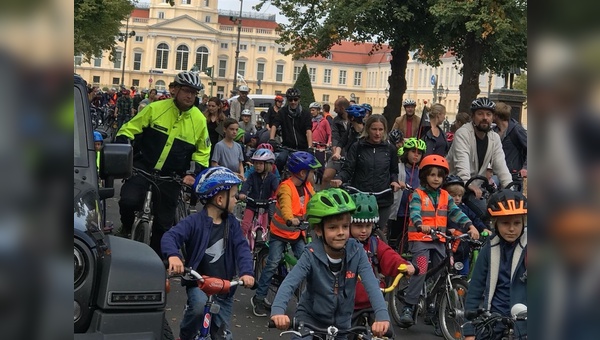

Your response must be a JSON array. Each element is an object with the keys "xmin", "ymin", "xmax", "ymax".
[{"xmin": 198, "ymin": 297, "xmax": 220, "ymax": 339}]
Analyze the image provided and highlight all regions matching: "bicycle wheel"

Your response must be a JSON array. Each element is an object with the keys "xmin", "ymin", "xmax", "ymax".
[
  {"xmin": 438, "ymin": 277, "xmax": 469, "ymax": 340},
  {"xmin": 388, "ymin": 279, "xmax": 411, "ymax": 327},
  {"xmin": 132, "ymin": 220, "xmax": 151, "ymax": 245},
  {"xmin": 174, "ymin": 199, "xmax": 187, "ymax": 225}
]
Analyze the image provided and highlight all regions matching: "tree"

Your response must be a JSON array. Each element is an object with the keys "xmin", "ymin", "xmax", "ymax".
[
  {"xmin": 428, "ymin": 0, "xmax": 527, "ymax": 112},
  {"xmin": 513, "ymin": 73, "xmax": 527, "ymax": 95},
  {"xmin": 293, "ymin": 65, "xmax": 316, "ymax": 111},
  {"xmin": 75, "ymin": 0, "xmax": 135, "ymax": 61}
]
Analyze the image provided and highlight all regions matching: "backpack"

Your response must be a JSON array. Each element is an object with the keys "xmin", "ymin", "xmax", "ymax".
[{"xmin": 367, "ymin": 236, "xmax": 382, "ymax": 280}]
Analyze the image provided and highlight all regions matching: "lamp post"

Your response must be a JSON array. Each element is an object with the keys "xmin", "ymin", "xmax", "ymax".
[
  {"xmin": 118, "ymin": 17, "xmax": 135, "ymax": 87},
  {"xmin": 432, "ymin": 81, "xmax": 449, "ymax": 104},
  {"xmin": 230, "ymin": 0, "xmax": 244, "ymax": 94}
]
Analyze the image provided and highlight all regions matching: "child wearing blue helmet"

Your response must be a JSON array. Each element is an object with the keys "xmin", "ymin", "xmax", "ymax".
[{"xmin": 162, "ymin": 166, "xmax": 255, "ymax": 340}]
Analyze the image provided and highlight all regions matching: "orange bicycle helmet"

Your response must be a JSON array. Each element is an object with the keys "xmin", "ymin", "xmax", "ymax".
[
  {"xmin": 419, "ymin": 155, "xmax": 449, "ymax": 172},
  {"xmin": 487, "ymin": 189, "xmax": 527, "ymax": 217},
  {"xmin": 274, "ymin": 95, "xmax": 284, "ymax": 102}
]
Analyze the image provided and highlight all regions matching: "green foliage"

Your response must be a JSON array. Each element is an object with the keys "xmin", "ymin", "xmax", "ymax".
[
  {"xmin": 75, "ymin": 0, "xmax": 134, "ymax": 61},
  {"xmin": 513, "ymin": 73, "xmax": 527, "ymax": 95},
  {"xmin": 293, "ymin": 65, "xmax": 316, "ymax": 110}
]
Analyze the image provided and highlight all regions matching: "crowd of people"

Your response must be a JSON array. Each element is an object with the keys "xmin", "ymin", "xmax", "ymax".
[{"xmin": 91, "ymin": 70, "xmax": 528, "ymax": 340}]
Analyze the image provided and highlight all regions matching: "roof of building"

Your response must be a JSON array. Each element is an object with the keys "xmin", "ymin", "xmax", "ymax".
[{"xmin": 217, "ymin": 15, "xmax": 278, "ymax": 29}]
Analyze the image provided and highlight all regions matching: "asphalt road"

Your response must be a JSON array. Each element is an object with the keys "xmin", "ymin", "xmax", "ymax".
[{"xmin": 105, "ymin": 180, "xmax": 440, "ymax": 340}]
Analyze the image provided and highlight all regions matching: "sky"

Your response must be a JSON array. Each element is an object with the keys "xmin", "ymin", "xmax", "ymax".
[{"xmin": 215, "ymin": 0, "xmax": 290, "ymax": 24}]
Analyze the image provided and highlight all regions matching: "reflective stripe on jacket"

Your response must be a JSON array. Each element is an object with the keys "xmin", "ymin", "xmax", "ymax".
[
  {"xmin": 407, "ymin": 188, "xmax": 449, "ymax": 242},
  {"xmin": 270, "ymin": 178, "xmax": 314, "ymax": 240}
]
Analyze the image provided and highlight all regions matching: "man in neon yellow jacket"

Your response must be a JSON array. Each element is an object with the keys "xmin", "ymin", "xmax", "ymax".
[{"xmin": 115, "ymin": 71, "xmax": 210, "ymax": 255}]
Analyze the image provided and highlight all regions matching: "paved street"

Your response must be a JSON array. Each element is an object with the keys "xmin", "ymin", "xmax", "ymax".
[{"xmin": 105, "ymin": 181, "xmax": 440, "ymax": 339}]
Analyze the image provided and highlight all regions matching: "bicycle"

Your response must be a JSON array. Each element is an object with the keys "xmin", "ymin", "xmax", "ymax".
[
  {"xmin": 340, "ymin": 184, "xmax": 392, "ymax": 242},
  {"xmin": 311, "ymin": 141, "xmax": 332, "ymax": 185},
  {"xmin": 129, "ymin": 167, "xmax": 184, "ymax": 245},
  {"xmin": 269, "ymin": 318, "xmax": 391, "ymax": 340},
  {"xmin": 465, "ymin": 231, "xmax": 489, "ymax": 281},
  {"xmin": 462, "ymin": 304, "xmax": 527, "ymax": 340},
  {"xmin": 242, "ymin": 196, "xmax": 277, "ymax": 254},
  {"xmin": 388, "ymin": 228, "xmax": 473, "ymax": 340},
  {"xmin": 174, "ymin": 181, "xmax": 196, "ymax": 225}
]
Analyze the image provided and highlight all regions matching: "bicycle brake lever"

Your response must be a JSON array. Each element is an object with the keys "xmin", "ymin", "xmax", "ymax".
[{"xmin": 279, "ymin": 330, "xmax": 302, "ymax": 337}]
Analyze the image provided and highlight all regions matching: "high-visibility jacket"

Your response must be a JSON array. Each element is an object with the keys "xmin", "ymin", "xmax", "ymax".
[
  {"xmin": 407, "ymin": 188, "xmax": 449, "ymax": 242},
  {"xmin": 270, "ymin": 178, "xmax": 314, "ymax": 240}
]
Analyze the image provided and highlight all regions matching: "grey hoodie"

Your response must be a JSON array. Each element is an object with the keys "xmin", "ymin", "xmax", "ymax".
[{"xmin": 270, "ymin": 237, "xmax": 390, "ymax": 331}]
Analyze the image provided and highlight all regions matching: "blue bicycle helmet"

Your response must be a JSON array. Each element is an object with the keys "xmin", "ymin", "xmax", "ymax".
[
  {"xmin": 287, "ymin": 151, "xmax": 322, "ymax": 174},
  {"xmin": 361, "ymin": 103, "xmax": 373, "ymax": 113},
  {"xmin": 93, "ymin": 131, "xmax": 103, "ymax": 143},
  {"xmin": 194, "ymin": 167, "xmax": 242, "ymax": 201},
  {"xmin": 346, "ymin": 104, "xmax": 366, "ymax": 119}
]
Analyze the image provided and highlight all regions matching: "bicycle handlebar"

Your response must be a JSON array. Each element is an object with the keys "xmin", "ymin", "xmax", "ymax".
[
  {"xmin": 341, "ymin": 184, "xmax": 392, "ymax": 196},
  {"xmin": 380, "ymin": 263, "xmax": 415, "ymax": 293},
  {"xmin": 268, "ymin": 319, "xmax": 380, "ymax": 339},
  {"xmin": 133, "ymin": 167, "xmax": 184, "ymax": 183},
  {"xmin": 286, "ymin": 219, "xmax": 309, "ymax": 231},
  {"xmin": 169, "ymin": 267, "xmax": 256, "ymax": 293},
  {"xmin": 243, "ymin": 196, "xmax": 277, "ymax": 207}
]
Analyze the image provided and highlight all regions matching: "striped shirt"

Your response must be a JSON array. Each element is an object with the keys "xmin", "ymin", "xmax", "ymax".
[{"xmin": 409, "ymin": 186, "xmax": 472, "ymax": 230}]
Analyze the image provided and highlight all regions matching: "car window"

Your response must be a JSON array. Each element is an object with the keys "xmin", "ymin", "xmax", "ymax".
[{"xmin": 74, "ymin": 86, "xmax": 88, "ymax": 167}]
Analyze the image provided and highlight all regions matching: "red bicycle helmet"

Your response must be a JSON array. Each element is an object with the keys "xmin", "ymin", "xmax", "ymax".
[{"xmin": 257, "ymin": 143, "xmax": 274, "ymax": 152}]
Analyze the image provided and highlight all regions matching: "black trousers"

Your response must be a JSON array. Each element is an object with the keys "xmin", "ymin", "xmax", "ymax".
[{"xmin": 119, "ymin": 173, "xmax": 180, "ymax": 256}]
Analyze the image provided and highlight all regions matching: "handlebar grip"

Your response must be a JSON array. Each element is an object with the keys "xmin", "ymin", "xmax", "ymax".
[
  {"xmin": 383, "ymin": 327, "xmax": 394, "ymax": 338},
  {"xmin": 250, "ymin": 281, "xmax": 259, "ymax": 290},
  {"xmin": 465, "ymin": 308, "xmax": 486, "ymax": 321},
  {"xmin": 286, "ymin": 220, "xmax": 293, "ymax": 227},
  {"xmin": 268, "ymin": 320, "xmax": 276, "ymax": 328}
]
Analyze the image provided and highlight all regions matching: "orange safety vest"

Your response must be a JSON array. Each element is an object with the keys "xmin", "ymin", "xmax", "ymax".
[
  {"xmin": 270, "ymin": 178, "xmax": 314, "ymax": 240},
  {"xmin": 407, "ymin": 188, "xmax": 449, "ymax": 242}
]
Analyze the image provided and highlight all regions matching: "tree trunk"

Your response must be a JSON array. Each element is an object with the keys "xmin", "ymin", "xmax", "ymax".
[
  {"xmin": 382, "ymin": 42, "xmax": 410, "ymax": 131},
  {"xmin": 458, "ymin": 32, "xmax": 483, "ymax": 113}
]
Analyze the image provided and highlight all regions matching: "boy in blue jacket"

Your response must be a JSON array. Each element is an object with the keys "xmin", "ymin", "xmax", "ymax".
[
  {"xmin": 270, "ymin": 188, "xmax": 390, "ymax": 338},
  {"xmin": 463, "ymin": 190, "xmax": 527, "ymax": 339},
  {"xmin": 163, "ymin": 167, "xmax": 255, "ymax": 340}
]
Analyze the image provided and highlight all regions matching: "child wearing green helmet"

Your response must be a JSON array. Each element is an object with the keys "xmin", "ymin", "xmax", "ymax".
[
  {"xmin": 349, "ymin": 193, "xmax": 415, "ymax": 315},
  {"xmin": 270, "ymin": 188, "xmax": 391, "ymax": 338}
]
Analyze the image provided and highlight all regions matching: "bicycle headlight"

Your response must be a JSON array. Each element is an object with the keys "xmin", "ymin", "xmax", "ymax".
[{"xmin": 454, "ymin": 261, "xmax": 464, "ymax": 271}]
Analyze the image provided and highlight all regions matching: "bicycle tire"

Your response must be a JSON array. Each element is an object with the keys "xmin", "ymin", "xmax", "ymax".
[
  {"xmin": 388, "ymin": 279, "xmax": 411, "ymax": 327},
  {"xmin": 132, "ymin": 220, "xmax": 151, "ymax": 245},
  {"xmin": 438, "ymin": 277, "xmax": 469, "ymax": 340},
  {"xmin": 175, "ymin": 199, "xmax": 187, "ymax": 225},
  {"xmin": 162, "ymin": 315, "xmax": 175, "ymax": 340}
]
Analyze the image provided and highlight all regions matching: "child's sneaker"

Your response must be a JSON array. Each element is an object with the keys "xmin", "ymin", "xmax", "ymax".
[{"xmin": 251, "ymin": 295, "xmax": 268, "ymax": 317}]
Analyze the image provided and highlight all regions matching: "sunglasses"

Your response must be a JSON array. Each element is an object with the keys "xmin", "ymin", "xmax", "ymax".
[{"xmin": 289, "ymin": 97, "xmax": 300, "ymax": 102}]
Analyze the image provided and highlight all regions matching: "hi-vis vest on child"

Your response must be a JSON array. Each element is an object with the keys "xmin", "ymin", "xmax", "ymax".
[
  {"xmin": 407, "ymin": 188, "xmax": 449, "ymax": 242},
  {"xmin": 270, "ymin": 178, "xmax": 314, "ymax": 240}
]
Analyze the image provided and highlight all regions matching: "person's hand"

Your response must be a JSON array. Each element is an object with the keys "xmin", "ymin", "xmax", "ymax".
[
  {"xmin": 238, "ymin": 193, "xmax": 247, "ymax": 201},
  {"xmin": 330, "ymin": 179, "xmax": 342, "ymax": 188},
  {"xmin": 240, "ymin": 275, "xmax": 255, "ymax": 288},
  {"xmin": 331, "ymin": 152, "xmax": 341, "ymax": 161},
  {"xmin": 465, "ymin": 336, "xmax": 475, "ymax": 340},
  {"xmin": 271, "ymin": 315, "xmax": 290, "ymax": 331},
  {"xmin": 290, "ymin": 218, "xmax": 300, "ymax": 226},
  {"xmin": 397, "ymin": 181, "xmax": 407, "ymax": 190},
  {"xmin": 420, "ymin": 225, "xmax": 431, "ymax": 234},
  {"xmin": 405, "ymin": 263, "xmax": 416, "ymax": 275},
  {"xmin": 468, "ymin": 226, "xmax": 480, "ymax": 240},
  {"xmin": 468, "ymin": 184, "xmax": 483, "ymax": 199},
  {"xmin": 236, "ymin": 173, "xmax": 245, "ymax": 181},
  {"xmin": 370, "ymin": 321, "xmax": 390, "ymax": 337},
  {"xmin": 483, "ymin": 228, "xmax": 493, "ymax": 236},
  {"xmin": 391, "ymin": 181, "xmax": 402, "ymax": 192},
  {"xmin": 519, "ymin": 169, "xmax": 527, "ymax": 178},
  {"xmin": 183, "ymin": 175, "xmax": 195, "ymax": 186},
  {"xmin": 168, "ymin": 256, "xmax": 184, "ymax": 275}
]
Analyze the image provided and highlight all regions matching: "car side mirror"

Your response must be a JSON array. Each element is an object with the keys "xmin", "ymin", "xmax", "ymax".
[{"xmin": 99, "ymin": 143, "xmax": 133, "ymax": 179}]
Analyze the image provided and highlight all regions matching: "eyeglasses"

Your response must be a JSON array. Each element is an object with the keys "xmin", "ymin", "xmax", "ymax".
[{"xmin": 289, "ymin": 97, "xmax": 300, "ymax": 102}]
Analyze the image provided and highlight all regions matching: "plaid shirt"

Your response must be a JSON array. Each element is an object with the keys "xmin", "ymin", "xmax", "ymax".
[{"xmin": 116, "ymin": 95, "xmax": 132, "ymax": 116}]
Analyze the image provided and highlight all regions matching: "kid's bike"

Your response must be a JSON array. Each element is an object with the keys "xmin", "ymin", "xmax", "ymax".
[
  {"xmin": 269, "ymin": 318, "xmax": 391, "ymax": 340},
  {"xmin": 462, "ymin": 304, "xmax": 527, "ymax": 340}
]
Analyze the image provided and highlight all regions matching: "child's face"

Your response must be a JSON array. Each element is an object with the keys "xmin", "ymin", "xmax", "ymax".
[
  {"xmin": 408, "ymin": 149, "xmax": 422, "ymax": 165},
  {"xmin": 495, "ymin": 215, "xmax": 524, "ymax": 243},
  {"xmin": 316, "ymin": 214, "xmax": 351, "ymax": 252},
  {"xmin": 225, "ymin": 123, "xmax": 239, "ymax": 140},
  {"xmin": 94, "ymin": 142, "xmax": 102, "ymax": 151},
  {"xmin": 242, "ymin": 115, "xmax": 251, "ymax": 122},
  {"xmin": 450, "ymin": 193, "xmax": 463, "ymax": 206},
  {"xmin": 254, "ymin": 161, "xmax": 265, "ymax": 173},
  {"xmin": 226, "ymin": 186, "xmax": 239, "ymax": 213},
  {"xmin": 426, "ymin": 168, "xmax": 445, "ymax": 190},
  {"xmin": 350, "ymin": 222, "xmax": 373, "ymax": 242}
]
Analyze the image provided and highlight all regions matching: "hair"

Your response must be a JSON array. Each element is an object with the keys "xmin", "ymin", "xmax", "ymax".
[
  {"xmin": 428, "ymin": 103, "xmax": 446, "ymax": 123},
  {"xmin": 418, "ymin": 165, "xmax": 449, "ymax": 187},
  {"xmin": 223, "ymin": 117, "xmax": 239, "ymax": 129},
  {"xmin": 361, "ymin": 114, "xmax": 388, "ymax": 141},
  {"xmin": 202, "ymin": 94, "xmax": 209, "ymax": 100},
  {"xmin": 455, "ymin": 112, "xmax": 470, "ymax": 125},
  {"xmin": 205, "ymin": 97, "xmax": 227, "ymax": 122},
  {"xmin": 444, "ymin": 183, "xmax": 465, "ymax": 196},
  {"xmin": 313, "ymin": 212, "xmax": 351, "ymax": 232},
  {"xmin": 323, "ymin": 103, "xmax": 331, "ymax": 112},
  {"xmin": 334, "ymin": 97, "xmax": 350, "ymax": 116},
  {"xmin": 400, "ymin": 147, "xmax": 423, "ymax": 165},
  {"xmin": 494, "ymin": 102, "xmax": 512, "ymax": 121}
]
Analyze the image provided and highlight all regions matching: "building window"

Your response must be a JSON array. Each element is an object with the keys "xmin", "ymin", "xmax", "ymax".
[
  {"xmin": 217, "ymin": 86, "xmax": 224, "ymax": 98},
  {"xmin": 205, "ymin": 16, "xmax": 211, "ymax": 23},
  {"xmin": 325, "ymin": 52, "xmax": 332, "ymax": 60},
  {"xmin": 132, "ymin": 79, "xmax": 140, "ymax": 86},
  {"xmin": 220, "ymin": 43, "xmax": 228, "ymax": 49},
  {"xmin": 155, "ymin": 43, "xmax": 169, "ymax": 69},
  {"xmin": 204, "ymin": 0, "xmax": 210, "ymax": 6},
  {"xmin": 92, "ymin": 76, "xmax": 100, "ymax": 85},
  {"xmin": 277, "ymin": 47, "xmax": 285, "ymax": 54},
  {"xmin": 354, "ymin": 71, "xmax": 362, "ymax": 86},
  {"xmin": 155, "ymin": 80, "xmax": 166, "ymax": 91},
  {"xmin": 218, "ymin": 59, "xmax": 227, "ymax": 77},
  {"xmin": 93, "ymin": 54, "xmax": 102, "ymax": 67},
  {"xmin": 74, "ymin": 55, "xmax": 83, "ymax": 66},
  {"xmin": 135, "ymin": 36, "xmax": 143, "ymax": 42},
  {"xmin": 195, "ymin": 46, "xmax": 209, "ymax": 71},
  {"xmin": 158, "ymin": 12, "xmax": 165, "ymax": 19},
  {"xmin": 309, "ymin": 67, "xmax": 316, "ymax": 83},
  {"xmin": 239, "ymin": 44, "xmax": 247, "ymax": 51},
  {"xmin": 181, "ymin": 0, "xmax": 190, "ymax": 4},
  {"xmin": 338, "ymin": 70, "xmax": 347, "ymax": 85},
  {"xmin": 113, "ymin": 51, "xmax": 122, "ymax": 69},
  {"xmin": 133, "ymin": 52, "xmax": 142, "ymax": 71},
  {"xmin": 322, "ymin": 94, "xmax": 329, "ymax": 102},
  {"xmin": 323, "ymin": 69, "xmax": 331, "ymax": 84},
  {"xmin": 237, "ymin": 60, "xmax": 246, "ymax": 77},
  {"xmin": 175, "ymin": 45, "xmax": 189, "ymax": 71},
  {"xmin": 276, "ymin": 65, "xmax": 284, "ymax": 82},
  {"xmin": 257, "ymin": 62, "xmax": 265, "ymax": 81},
  {"xmin": 293, "ymin": 66, "xmax": 301, "ymax": 81},
  {"xmin": 258, "ymin": 46, "xmax": 267, "ymax": 52},
  {"xmin": 112, "ymin": 77, "xmax": 120, "ymax": 85}
]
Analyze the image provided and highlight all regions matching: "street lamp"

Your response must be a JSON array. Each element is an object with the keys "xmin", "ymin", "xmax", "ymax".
[
  {"xmin": 432, "ymin": 82, "xmax": 449, "ymax": 104},
  {"xmin": 230, "ymin": 0, "xmax": 244, "ymax": 93},
  {"xmin": 118, "ymin": 16, "xmax": 135, "ymax": 87}
]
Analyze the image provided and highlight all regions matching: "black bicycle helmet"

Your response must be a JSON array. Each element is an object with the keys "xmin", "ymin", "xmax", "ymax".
[
  {"xmin": 174, "ymin": 71, "xmax": 204, "ymax": 91},
  {"xmin": 487, "ymin": 189, "xmax": 527, "ymax": 217},
  {"xmin": 285, "ymin": 87, "xmax": 301, "ymax": 98},
  {"xmin": 388, "ymin": 129, "xmax": 404, "ymax": 145},
  {"xmin": 470, "ymin": 97, "xmax": 496, "ymax": 113},
  {"xmin": 444, "ymin": 175, "xmax": 464, "ymax": 187}
]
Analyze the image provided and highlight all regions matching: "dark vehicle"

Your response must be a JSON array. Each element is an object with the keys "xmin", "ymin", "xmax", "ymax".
[{"xmin": 74, "ymin": 74, "xmax": 173, "ymax": 339}]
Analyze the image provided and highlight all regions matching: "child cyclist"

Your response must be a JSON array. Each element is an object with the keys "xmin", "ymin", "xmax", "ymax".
[
  {"xmin": 270, "ymin": 188, "xmax": 391, "ymax": 338},
  {"xmin": 464, "ymin": 190, "xmax": 527, "ymax": 340},
  {"xmin": 162, "ymin": 167, "xmax": 255, "ymax": 340},
  {"xmin": 399, "ymin": 155, "xmax": 479, "ymax": 332},
  {"xmin": 251, "ymin": 151, "xmax": 321, "ymax": 317},
  {"xmin": 238, "ymin": 148, "xmax": 280, "ymax": 240},
  {"xmin": 349, "ymin": 192, "xmax": 415, "ymax": 313},
  {"xmin": 244, "ymin": 143, "xmax": 281, "ymax": 181}
]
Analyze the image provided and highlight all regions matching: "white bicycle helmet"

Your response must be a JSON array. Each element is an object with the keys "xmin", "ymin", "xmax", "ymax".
[
  {"xmin": 241, "ymin": 109, "xmax": 253, "ymax": 116},
  {"xmin": 238, "ymin": 85, "xmax": 250, "ymax": 93},
  {"xmin": 174, "ymin": 71, "xmax": 204, "ymax": 91},
  {"xmin": 309, "ymin": 102, "xmax": 322, "ymax": 110},
  {"xmin": 251, "ymin": 149, "xmax": 276, "ymax": 163},
  {"xmin": 471, "ymin": 97, "xmax": 496, "ymax": 113},
  {"xmin": 402, "ymin": 98, "xmax": 416, "ymax": 107}
]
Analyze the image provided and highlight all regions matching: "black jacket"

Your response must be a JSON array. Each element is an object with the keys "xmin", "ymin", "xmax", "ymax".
[
  {"xmin": 336, "ymin": 139, "xmax": 399, "ymax": 207},
  {"xmin": 273, "ymin": 105, "xmax": 312, "ymax": 150},
  {"xmin": 493, "ymin": 118, "xmax": 527, "ymax": 172}
]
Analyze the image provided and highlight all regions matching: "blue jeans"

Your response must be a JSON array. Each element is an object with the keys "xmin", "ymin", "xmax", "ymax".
[
  {"xmin": 255, "ymin": 235, "xmax": 305, "ymax": 299},
  {"xmin": 179, "ymin": 286, "xmax": 234, "ymax": 340}
]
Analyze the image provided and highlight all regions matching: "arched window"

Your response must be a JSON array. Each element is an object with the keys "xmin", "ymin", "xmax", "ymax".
[
  {"xmin": 175, "ymin": 45, "xmax": 189, "ymax": 71},
  {"xmin": 155, "ymin": 43, "xmax": 169, "ymax": 69},
  {"xmin": 155, "ymin": 80, "xmax": 166, "ymax": 91},
  {"xmin": 195, "ymin": 46, "xmax": 209, "ymax": 71}
]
